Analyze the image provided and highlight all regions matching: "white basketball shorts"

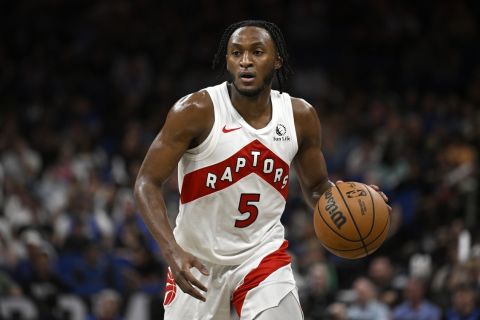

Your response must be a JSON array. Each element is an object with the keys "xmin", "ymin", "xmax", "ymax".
[{"xmin": 163, "ymin": 240, "xmax": 300, "ymax": 320}]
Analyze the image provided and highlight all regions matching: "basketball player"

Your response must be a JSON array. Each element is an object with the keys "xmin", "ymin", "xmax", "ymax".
[{"xmin": 134, "ymin": 20, "xmax": 389, "ymax": 320}]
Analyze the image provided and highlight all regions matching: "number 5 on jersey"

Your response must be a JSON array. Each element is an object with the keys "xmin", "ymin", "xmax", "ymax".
[{"xmin": 235, "ymin": 193, "xmax": 260, "ymax": 228}]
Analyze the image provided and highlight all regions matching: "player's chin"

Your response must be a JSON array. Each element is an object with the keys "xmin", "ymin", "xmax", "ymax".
[
  {"xmin": 238, "ymin": 87, "xmax": 262, "ymax": 97},
  {"xmin": 233, "ymin": 81, "xmax": 262, "ymax": 97}
]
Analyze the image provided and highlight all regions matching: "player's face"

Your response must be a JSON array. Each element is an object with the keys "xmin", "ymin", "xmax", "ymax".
[{"xmin": 226, "ymin": 26, "xmax": 282, "ymax": 97}]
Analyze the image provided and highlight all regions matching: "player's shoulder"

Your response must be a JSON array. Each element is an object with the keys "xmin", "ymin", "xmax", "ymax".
[
  {"xmin": 290, "ymin": 96, "xmax": 318, "ymax": 121},
  {"xmin": 165, "ymin": 89, "xmax": 214, "ymax": 135},
  {"xmin": 290, "ymin": 96, "xmax": 321, "ymax": 143},
  {"xmin": 171, "ymin": 89, "xmax": 213, "ymax": 115}
]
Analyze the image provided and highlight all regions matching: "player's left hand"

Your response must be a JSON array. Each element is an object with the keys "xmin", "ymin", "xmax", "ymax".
[{"xmin": 368, "ymin": 184, "xmax": 392, "ymax": 211}]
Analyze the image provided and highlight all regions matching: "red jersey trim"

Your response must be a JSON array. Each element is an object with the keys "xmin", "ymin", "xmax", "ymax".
[
  {"xmin": 180, "ymin": 140, "xmax": 290, "ymax": 204},
  {"xmin": 231, "ymin": 240, "xmax": 291, "ymax": 316}
]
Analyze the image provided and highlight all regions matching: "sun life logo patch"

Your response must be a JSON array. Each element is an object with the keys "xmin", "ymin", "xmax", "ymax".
[{"xmin": 274, "ymin": 124, "xmax": 290, "ymax": 142}]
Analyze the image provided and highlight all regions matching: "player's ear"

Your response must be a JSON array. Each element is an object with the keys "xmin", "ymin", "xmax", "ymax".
[{"xmin": 274, "ymin": 54, "xmax": 283, "ymax": 70}]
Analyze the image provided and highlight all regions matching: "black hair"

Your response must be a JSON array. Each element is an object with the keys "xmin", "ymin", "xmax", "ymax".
[{"xmin": 212, "ymin": 20, "xmax": 293, "ymax": 92}]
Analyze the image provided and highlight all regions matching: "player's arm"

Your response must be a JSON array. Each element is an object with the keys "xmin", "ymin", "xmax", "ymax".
[
  {"xmin": 292, "ymin": 98, "xmax": 332, "ymax": 208},
  {"xmin": 134, "ymin": 91, "xmax": 213, "ymax": 302},
  {"xmin": 292, "ymin": 98, "xmax": 390, "ymax": 209}
]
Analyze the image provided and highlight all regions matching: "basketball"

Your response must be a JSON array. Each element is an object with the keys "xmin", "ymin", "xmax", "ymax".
[{"xmin": 313, "ymin": 181, "xmax": 390, "ymax": 259}]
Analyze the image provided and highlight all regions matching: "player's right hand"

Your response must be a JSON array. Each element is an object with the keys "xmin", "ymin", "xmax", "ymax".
[{"xmin": 166, "ymin": 245, "xmax": 210, "ymax": 302}]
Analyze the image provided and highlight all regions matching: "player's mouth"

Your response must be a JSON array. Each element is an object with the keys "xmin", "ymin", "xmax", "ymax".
[{"xmin": 239, "ymin": 72, "xmax": 256, "ymax": 84}]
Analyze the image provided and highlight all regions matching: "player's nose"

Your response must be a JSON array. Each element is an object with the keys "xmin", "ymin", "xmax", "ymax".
[{"xmin": 239, "ymin": 52, "xmax": 253, "ymax": 68}]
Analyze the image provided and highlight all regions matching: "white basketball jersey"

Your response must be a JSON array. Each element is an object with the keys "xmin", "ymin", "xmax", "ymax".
[{"xmin": 173, "ymin": 82, "xmax": 298, "ymax": 265}]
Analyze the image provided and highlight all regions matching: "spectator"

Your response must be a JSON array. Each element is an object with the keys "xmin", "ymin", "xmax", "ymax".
[
  {"xmin": 326, "ymin": 302, "xmax": 348, "ymax": 320},
  {"xmin": 20, "ymin": 248, "xmax": 69, "ymax": 320},
  {"xmin": 12, "ymin": 230, "xmax": 69, "ymax": 319},
  {"xmin": 393, "ymin": 277, "xmax": 441, "ymax": 320},
  {"xmin": 87, "ymin": 289, "xmax": 122, "ymax": 320},
  {"xmin": 368, "ymin": 256, "xmax": 404, "ymax": 307},
  {"xmin": 71, "ymin": 242, "xmax": 115, "ymax": 297},
  {"xmin": 445, "ymin": 284, "xmax": 480, "ymax": 320},
  {"xmin": 302, "ymin": 263, "xmax": 336, "ymax": 319},
  {"xmin": 122, "ymin": 245, "xmax": 164, "ymax": 295},
  {"xmin": 0, "ymin": 270, "xmax": 21, "ymax": 297},
  {"xmin": 347, "ymin": 277, "xmax": 390, "ymax": 320}
]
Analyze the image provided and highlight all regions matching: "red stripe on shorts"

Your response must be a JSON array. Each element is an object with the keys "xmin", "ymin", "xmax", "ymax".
[{"xmin": 231, "ymin": 240, "xmax": 291, "ymax": 317}]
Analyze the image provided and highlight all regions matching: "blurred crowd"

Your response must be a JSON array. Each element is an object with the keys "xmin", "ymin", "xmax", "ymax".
[{"xmin": 0, "ymin": 0, "xmax": 479, "ymax": 319}]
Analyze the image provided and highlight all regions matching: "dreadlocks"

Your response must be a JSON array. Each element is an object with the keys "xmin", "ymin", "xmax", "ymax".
[{"xmin": 212, "ymin": 20, "xmax": 293, "ymax": 93}]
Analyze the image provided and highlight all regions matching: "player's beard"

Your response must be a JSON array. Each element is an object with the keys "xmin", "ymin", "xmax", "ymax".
[{"xmin": 229, "ymin": 69, "xmax": 275, "ymax": 97}]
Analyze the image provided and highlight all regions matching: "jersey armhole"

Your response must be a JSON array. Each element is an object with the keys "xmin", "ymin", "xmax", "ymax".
[
  {"xmin": 283, "ymin": 94, "xmax": 299, "ymax": 154},
  {"xmin": 183, "ymin": 89, "xmax": 219, "ymax": 161}
]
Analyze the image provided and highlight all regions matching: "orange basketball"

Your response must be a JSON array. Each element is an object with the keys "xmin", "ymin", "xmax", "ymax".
[{"xmin": 313, "ymin": 181, "xmax": 390, "ymax": 259}]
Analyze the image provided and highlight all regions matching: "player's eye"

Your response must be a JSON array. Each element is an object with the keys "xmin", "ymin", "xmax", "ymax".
[
  {"xmin": 253, "ymin": 50, "xmax": 263, "ymax": 56},
  {"xmin": 231, "ymin": 50, "xmax": 241, "ymax": 57}
]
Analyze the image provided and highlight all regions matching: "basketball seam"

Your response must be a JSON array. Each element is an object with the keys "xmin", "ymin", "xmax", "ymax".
[
  {"xmin": 316, "ymin": 192, "xmax": 364, "ymax": 243},
  {"xmin": 335, "ymin": 184, "xmax": 369, "ymax": 256},
  {"xmin": 320, "ymin": 216, "xmax": 390, "ymax": 252}
]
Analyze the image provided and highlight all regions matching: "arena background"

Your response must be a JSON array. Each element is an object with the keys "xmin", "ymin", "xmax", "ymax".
[{"xmin": 0, "ymin": 0, "xmax": 479, "ymax": 319}]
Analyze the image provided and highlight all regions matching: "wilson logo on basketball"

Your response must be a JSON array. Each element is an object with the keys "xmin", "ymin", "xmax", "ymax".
[
  {"xmin": 324, "ymin": 189, "xmax": 346, "ymax": 229},
  {"xmin": 163, "ymin": 269, "xmax": 177, "ymax": 306}
]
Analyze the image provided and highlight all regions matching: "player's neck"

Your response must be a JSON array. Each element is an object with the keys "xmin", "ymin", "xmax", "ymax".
[{"xmin": 228, "ymin": 83, "xmax": 272, "ymax": 119}]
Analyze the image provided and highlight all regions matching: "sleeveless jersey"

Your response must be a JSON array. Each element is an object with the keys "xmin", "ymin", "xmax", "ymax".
[{"xmin": 173, "ymin": 82, "xmax": 298, "ymax": 265}]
